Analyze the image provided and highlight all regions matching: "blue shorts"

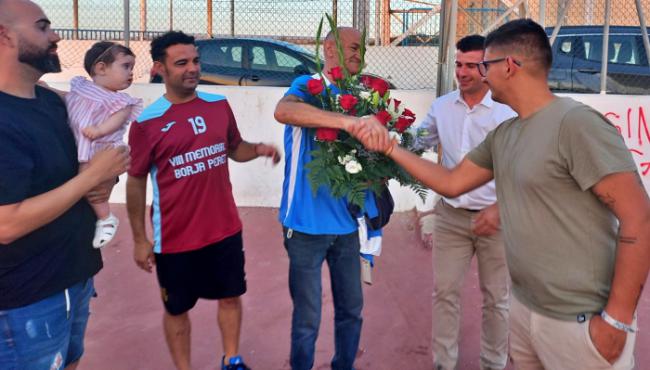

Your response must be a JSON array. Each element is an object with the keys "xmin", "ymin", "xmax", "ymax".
[{"xmin": 0, "ymin": 278, "xmax": 95, "ymax": 370}]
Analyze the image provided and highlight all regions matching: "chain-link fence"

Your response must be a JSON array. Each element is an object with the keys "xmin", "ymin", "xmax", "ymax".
[
  {"xmin": 40, "ymin": 0, "xmax": 442, "ymax": 89},
  {"xmin": 452, "ymin": 0, "xmax": 650, "ymax": 94},
  {"xmin": 40, "ymin": 0, "xmax": 649, "ymax": 92}
]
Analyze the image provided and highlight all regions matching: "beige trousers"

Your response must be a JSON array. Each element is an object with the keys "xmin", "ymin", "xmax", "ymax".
[
  {"xmin": 432, "ymin": 200, "xmax": 510, "ymax": 370},
  {"xmin": 510, "ymin": 295, "xmax": 637, "ymax": 370}
]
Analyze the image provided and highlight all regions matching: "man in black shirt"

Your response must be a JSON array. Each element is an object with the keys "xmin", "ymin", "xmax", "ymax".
[{"xmin": 0, "ymin": 0, "xmax": 129, "ymax": 369}]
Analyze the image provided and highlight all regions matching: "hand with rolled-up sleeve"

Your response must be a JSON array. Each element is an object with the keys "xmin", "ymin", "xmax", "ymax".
[{"xmin": 410, "ymin": 103, "xmax": 440, "ymax": 152}]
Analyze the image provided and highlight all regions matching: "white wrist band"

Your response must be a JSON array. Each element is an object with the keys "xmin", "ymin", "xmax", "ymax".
[{"xmin": 601, "ymin": 310, "xmax": 636, "ymax": 333}]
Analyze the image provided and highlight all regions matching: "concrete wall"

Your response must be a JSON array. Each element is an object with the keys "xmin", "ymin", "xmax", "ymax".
[
  {"xmin": 49, "ymin": 82, "xmax": 650, "ymax": 212},
  {"xmin": 49, "ymin": 82, "xmax": 439, "ymax": 211}
]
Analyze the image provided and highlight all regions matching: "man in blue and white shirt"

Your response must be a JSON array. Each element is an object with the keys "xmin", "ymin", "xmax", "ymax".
[{"xmin": 274, "ymin": 27, "xmax": 388, "ymax": 370}]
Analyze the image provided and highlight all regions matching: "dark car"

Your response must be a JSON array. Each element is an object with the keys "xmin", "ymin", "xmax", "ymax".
[
  {"xmin": 547, "ymin": 26, "xmax": 650, "ymax": 94},
  {"xmin": 151, "ymin": 37, "xmax": 396, "ymax": 88}
]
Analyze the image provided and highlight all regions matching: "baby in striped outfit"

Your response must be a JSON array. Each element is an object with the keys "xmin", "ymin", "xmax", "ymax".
[{"xmin": 66, "ymin": 41, "xmax": 143, "ymax": 249}]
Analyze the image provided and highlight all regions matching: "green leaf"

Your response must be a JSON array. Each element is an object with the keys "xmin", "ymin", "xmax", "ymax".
[
  {"xmin": 347, "ymin": 186, "xmax": 366, "ymax": 209},
  {"xmin": 359, "ymin": 28, "xmax": 366, "ymax": 75},
  {"xmin": 372, "ymin": 91, "xmax": 379, "ymax": 106},
  {"xmin": 314, "ymin": 18, "xmax": 324, "ymax": 77}
]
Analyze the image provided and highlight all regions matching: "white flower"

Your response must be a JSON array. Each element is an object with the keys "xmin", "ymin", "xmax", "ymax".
[
  {"xmin": 345, "ymin": 160, "xmax": 363, "ymax": 174},
  {"xmin": 389, "ymin": 131, "xmax": 403, "ymax": 144},
  {"xmin": 338, "ymin": 154, "xmax": 354, "ymax": 165},
  {"xmin": 359, "ymin": 91, "xmax": 371, "ymax": 100}
]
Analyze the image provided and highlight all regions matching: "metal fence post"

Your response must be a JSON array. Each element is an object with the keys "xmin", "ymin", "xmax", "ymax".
[
  {"xmin": 600, "ymin": 0, "xmax": 611, "ymax": 94},
  {"xmin": 374, "ymin": 0, "xmax": 381, "ymax": 45},
  {"xmin": 230, "ymin": 0, "xmax": 235, "ymax": 36},
  {"xmin": 140, "ymin": 0, "xmax": 146, "ymax": 41},
  {"xmin": 73, "ymin": 0, "xmax": 79, "ymax": 40},
  {"xmin": 207, "ymin": 0, "xmax": 213, "ymax": 38},
  {"xmin": 381, "ymin": 0, "xmax": 390, "ymax": 45},
  {"xmin": 169, "ymin": 0, "xmax": 173, "ymax": 31},
  {"xmin": 439, "ymin": 0, "xmax": 458, "ymax": 96},
  {"xmin": 636, "ymin": 0, "xmax": 650, "ymax": 66},
  {"xmin": 124, "ymin": 0, "xmax": 130, "ymax": 47},
  {"xmin": 362, "ymin": 0, "xmax": 370, "ymax": 44},
  {"xmin": 353, "ymin": 0, "xmax": 370, "ymax": 35},
  {"xmin": 436, "ymin": 0, "xmax": 450, "ymax": 97}
]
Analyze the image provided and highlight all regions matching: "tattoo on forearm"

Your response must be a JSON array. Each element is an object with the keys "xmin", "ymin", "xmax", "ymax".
[{"xmin": 618, "ymin": 235, "xmax": 638, "ymax": 244}]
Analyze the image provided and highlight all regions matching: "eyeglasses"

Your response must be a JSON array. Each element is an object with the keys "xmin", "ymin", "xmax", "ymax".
[{"xmin": 477, "ymin": 56, "xmax": 522, "ymax": 77}]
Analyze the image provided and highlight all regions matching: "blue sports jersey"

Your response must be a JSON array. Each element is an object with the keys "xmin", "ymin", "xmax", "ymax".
[{"xmin": 278, "ymin": 75, "xmax": 357, "ymax": 235}]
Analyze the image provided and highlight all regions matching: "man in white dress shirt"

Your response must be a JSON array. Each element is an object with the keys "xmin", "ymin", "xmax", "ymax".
[{"xmin": 413, "ymin": 34, "xmax": 516, "ymax": 370}]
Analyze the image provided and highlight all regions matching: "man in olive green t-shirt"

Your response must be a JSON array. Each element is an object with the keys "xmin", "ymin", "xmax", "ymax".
[{"xmin": 371, "ymin": 19, "xmax": 650, "ymax": 369}]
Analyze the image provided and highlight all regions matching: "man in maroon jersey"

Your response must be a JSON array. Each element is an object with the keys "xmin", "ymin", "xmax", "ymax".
[{"xmin": 126, "ymin": 31, "xmax": 279, "ymax": 370}]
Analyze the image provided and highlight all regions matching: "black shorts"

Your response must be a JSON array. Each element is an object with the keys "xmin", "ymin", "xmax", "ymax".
[{"xmin": 154, "ymin": 232, "xmax": 246, "ymax": 315}]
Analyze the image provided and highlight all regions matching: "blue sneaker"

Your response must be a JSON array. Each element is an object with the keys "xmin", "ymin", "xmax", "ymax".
[{"xmin": 222, "ymin": 355, "xmax": 251, "ymax": 370}]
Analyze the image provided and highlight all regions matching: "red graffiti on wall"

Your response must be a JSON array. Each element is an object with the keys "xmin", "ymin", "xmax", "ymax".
[{"xmin": 605, "ymin": 106, "xmax": 650, "ymax": 176}]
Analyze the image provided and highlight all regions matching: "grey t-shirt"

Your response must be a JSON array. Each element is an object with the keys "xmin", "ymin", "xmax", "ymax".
[{"xmin": 467, "ymin": 97, "xmax": 637, "ymax": 320}]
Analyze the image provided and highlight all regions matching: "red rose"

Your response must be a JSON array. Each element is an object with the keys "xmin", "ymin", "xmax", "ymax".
[
  {"xmin": 402, "ymin": 108, "xmax": 416, "ymax": 120},
  {"xmin": 395, "ymin": 116, "xmax": 413, "ymax": 133},
  {"xmin": 370, "ymin": 78, "xmax": 390, "ymax": 97},
  {"xmin": 306, "ymin": 79, "xmax": 324, "ymax": 95},
  {"xmin": 391, "ymin": 98, "xmax": 401, "ymax": 109},
  {"xmin": 339, "ymin": 94, "xmax": 358, "ymax": 111},
  {"xmin": 316, "ymin": 128, "xmax": 339, "ymax": 142},
  {"xmin": 375, "ymin": 110, "xmax": 392, "ymax": 126},
  {"xmin": 329, "ymin": 66, "xmax": 344, "ymax": 81}
]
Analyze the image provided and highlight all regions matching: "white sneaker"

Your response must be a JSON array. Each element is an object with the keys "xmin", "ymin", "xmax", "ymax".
[{"xmin": 92, "ymin": 213, "xmax": 119, "ymax": 249}]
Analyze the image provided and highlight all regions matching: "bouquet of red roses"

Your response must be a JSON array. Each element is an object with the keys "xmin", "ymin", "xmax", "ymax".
[{"xmin": 303, "ymin": 15, "xmax": 426, "ymax": 208}]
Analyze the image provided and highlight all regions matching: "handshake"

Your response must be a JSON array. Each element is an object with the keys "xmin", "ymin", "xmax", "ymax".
[{"xmin": 343, "ymin": 115, "xmax": 396, "ymax": 155}]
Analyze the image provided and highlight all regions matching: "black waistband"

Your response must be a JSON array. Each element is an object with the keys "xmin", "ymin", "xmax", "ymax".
[{"xmin": 441, "ymin": 198, "xmax": 481, "ymax": 212}]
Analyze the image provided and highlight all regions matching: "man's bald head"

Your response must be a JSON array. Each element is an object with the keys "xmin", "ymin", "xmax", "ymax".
[
  {"xmin": 0, "ymin": 0, "xmax": 61, "ymax": 75},
  {"xmin": 0, "ymin": 0, "xmax": 49, "ymax": 32},
  {"xmin": 323, "ymin": 26, "xmax": 363, "ymax": 75},
  {"xmin": 325, "ymin": 27, "xmax": 361, "ymax": 43},
  {"xmin": 0, "ymin": 0, "xmax": 29, "ymax": 25}
]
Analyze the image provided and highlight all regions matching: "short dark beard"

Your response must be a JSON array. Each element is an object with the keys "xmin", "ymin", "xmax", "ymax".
[{"xmin": 18, "ymin": 40, "xmax": 62, "ymax": 74}]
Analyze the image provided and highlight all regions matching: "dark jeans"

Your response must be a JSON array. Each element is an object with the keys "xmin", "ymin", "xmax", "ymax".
[{"xmin": 283, "ymin": 228, "xmax": 363, "ymax": 370}]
